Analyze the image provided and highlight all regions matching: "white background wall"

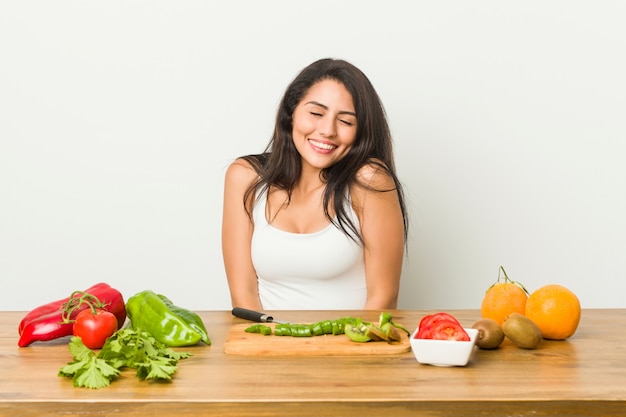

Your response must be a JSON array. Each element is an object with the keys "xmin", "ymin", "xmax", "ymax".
[{"xmin": 2, "ymin": 1, "xmax": 625, "ymax": 312}]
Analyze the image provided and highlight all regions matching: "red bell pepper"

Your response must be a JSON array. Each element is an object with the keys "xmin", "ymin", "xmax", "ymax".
[{"xmin": 18, "ymin": 283, "xmax": 126, "ymax": 347}]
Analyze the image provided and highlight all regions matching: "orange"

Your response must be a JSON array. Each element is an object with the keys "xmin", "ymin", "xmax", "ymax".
[
  {"xmin": 481, "ymin": 266, "xmax": 529, "ymax": 325},
  {"xmin": 481, "ymin": 282, "xmax": 528, "ymax": 325},
  {"xmin": 525, "ymin": 284, "xmax": 581, "ymax": 340}
]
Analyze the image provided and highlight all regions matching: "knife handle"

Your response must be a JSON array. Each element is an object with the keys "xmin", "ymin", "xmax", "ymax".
[{"xmin": 232, "ymin": 307, "xmax": 275, "ymax": 323}]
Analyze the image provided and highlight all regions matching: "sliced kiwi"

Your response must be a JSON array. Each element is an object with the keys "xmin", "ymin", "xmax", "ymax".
[
  {"xmin": 345, "ymin": 322, "xmax": 372, "ymax": 343},
  {"xmin": 366, "ymin": 325, "xmax": 387, "ymax": 341},
  {"xmin": 380, "ymin": 322, "xmax": 402, "ymax": 342}
]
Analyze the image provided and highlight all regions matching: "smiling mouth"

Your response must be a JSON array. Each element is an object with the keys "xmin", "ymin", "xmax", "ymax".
[{"xmin": 309, "ymin": 139, "xmax": 337, "ymax": 151}]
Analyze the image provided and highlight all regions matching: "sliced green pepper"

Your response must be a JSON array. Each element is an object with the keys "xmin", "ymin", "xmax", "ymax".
[
  {"xmin": 311, "ymin": 322, "xmax": 324, "ymax": 336},
  {"xmin": 244, "ymin": 315, "xmax": 408, "ymax": 342},
  {"xmin": 379, "ymin": 311, "xmax": 410, "ymax": 336},
  {"xmin": 290, "ymin": 324, "xmax": 312, "ymax": 337},
  {"xmin": 126, "ymin": 290, "xmax": 209, "ymax": 347},
  {"xmin": 379, "ymin": 312, "xmax": 393, "ymax": 327},
  {"xmin": 321, "ymin": 320, "xmax": 333, "ymax": 334},
  {"xmin": 245, "ymin": 324, "xmax": 272, "ymax": 335},
  {"xmin": 275, "ymin": 323, "xmax": 292, "ymax": 336}
]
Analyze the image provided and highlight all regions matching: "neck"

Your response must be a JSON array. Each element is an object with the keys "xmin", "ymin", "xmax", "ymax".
[{"xmin": 295, "ymin": 165, "xmax": 325, "ymax": 194}]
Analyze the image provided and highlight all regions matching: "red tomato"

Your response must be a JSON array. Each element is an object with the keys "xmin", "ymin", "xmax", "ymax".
[
  {"xmin": 417, "ymin": 312, "xmax": 463, "ymax": 339},
  {"xmin": 73, "ymin": 308, "xmax": 118, "ymax": 349},
  {"xmin": 430, "ymin": 320, "xmax": 470, "ymax": 341}
]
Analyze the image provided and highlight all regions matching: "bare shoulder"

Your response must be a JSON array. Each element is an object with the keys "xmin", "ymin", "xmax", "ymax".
[
  {"xmin": 354, "ymin": 160, "xmax": 397, "ymax": 191},
  {"xmin": 225, "ymin": 157, "xmax": 258, "ymax": 185},
  {"xmin": 350, "ymin": 160, "xmax": 399, "ymax": 213}
]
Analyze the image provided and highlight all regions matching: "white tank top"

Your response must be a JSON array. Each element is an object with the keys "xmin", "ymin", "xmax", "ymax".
[{"xmin": 251, "ymin": 190, "xmax": 366, "ymax": 310}]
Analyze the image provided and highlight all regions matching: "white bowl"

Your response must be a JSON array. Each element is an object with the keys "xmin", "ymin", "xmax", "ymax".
[{"xmin": 410, "ymin": 328, "xmax": 478, "ymax": 367}]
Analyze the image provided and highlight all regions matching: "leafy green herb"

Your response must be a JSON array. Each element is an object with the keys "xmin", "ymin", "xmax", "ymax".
[
  {"xmin": 59, "ymin": 328, "xmax": 192, "ymax": 389},
  {"xmin": 58, "ymin": 338, "xmax": 120, "ymax": 389}
]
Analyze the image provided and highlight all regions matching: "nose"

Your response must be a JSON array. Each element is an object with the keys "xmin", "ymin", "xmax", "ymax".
[{"xmin": 318, "ymin": 115, "xmax": 337, "ymax": 138}]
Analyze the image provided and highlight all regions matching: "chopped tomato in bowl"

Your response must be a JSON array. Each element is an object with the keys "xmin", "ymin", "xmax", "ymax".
[
  {"xmin": 416, "ymin": 312, "xmax": 470, "ymax": 341},
  {"xmin": 410, "ymin": 312, "xmax": 477, "ymax": 367}
]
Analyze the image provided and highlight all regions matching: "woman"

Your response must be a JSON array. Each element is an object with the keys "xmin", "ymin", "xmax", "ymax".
[{"xmin": 222, "ymin": 58, "xmax": 407, "ymax": 310}]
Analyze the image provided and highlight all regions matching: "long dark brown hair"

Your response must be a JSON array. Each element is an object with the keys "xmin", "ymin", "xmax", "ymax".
[{"xmin": 242, "ymin": 58, "xmax": 408, "ymax": 245}]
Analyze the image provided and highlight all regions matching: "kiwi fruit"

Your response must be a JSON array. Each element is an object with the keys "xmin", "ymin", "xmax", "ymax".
[
  {"xmin": 502, "ymin": 313, "xmax": 543, "ymax": 349},
  {"xmin": 365, "ymin": 325, "xmax": 387, "ymax": 341},
  {"xmin": 344, "ymin": 322, "xmax": 372, "ymax": 343},
  {"xmin": 471, "ymin": 318, "xmax": 505, "ymax": 349}
]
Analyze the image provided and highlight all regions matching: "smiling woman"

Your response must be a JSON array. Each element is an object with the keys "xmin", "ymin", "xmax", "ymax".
[
  {"xmin": 222, "ymin": 58, "xmax": 408, "ymax": 311},
  {"xmin": 291, "ymin": 79, "xmax": 358, "ymax": 170}
]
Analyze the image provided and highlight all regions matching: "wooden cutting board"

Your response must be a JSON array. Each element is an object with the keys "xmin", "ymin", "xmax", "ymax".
[{"xmin": 224, "ymin": 323, "xmax": 411, "ymax": 356}]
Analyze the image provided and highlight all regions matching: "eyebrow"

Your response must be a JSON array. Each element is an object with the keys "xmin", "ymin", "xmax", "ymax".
[{"xmin": 305, "ymin": 101, "xmax": 357, "ymax": 117}]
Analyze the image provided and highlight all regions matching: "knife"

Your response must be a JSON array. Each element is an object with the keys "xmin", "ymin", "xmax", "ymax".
[{"xmin": 231, "ymin": 307, "xmax": 287, "ymax": 324}]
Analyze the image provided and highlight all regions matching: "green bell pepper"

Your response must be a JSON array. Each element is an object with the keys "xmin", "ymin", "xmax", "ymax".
[
  {"xmin": 245, "ymin": 323, "xmax": 272, "ymax": 335},
  {"xmin": 157, "ymin": 294, "xmax": 211, "ymax": 344},
  {"xmin": 126, "ymin": 290, "xmax": 210, "ymax": 346}
]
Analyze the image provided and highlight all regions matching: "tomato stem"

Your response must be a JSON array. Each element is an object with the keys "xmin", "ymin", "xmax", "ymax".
[{"xmin": 61, "ymin": 291, "xmax": 108, "ymax": 323}]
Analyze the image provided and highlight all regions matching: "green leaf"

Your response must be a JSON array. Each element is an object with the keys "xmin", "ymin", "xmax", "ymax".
[
  {"xmin": 58, "ymin": 358, "xmax": 90, "ymax": 377},
  {"xmin": 94, "ymin": 357, "xmax": 122, "ymax": 379},
  {"xmin": 67, "ymin": 336, "xmax": 95, "ymax": 361},
  {"xmin": 145, "ymin": 362, "xmax": 177, "ymax": 380},
  {"xmin": 73, "ymin": 357, "xmax": 119, "ymax": 389},
  {"xmin": 136, "ymin": 358, "xmax": 177, "ymax": 381},
  {"xmin": 161, "ymin": 347, "xmax": 192, "ymax": 360}
]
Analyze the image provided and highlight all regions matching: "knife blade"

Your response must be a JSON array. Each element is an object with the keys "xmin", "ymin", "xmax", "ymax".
[{"xmin": 231, "ymin": 307, "xmax": 287, "ymax": 324}]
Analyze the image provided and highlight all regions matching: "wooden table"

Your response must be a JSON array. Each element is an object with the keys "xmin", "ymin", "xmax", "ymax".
[{"xmin": 1, "ymin": 309, "xmax": 625, "ymax": 416}]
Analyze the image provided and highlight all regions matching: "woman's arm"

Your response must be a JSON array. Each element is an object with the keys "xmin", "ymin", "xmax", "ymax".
[
  {"xmin": 222, "ymin": 158, "xmax": 263, "ymax": 310},
  {"xmin": 352, "ymin": 164, "xmax": 406, "ymax": 310}
]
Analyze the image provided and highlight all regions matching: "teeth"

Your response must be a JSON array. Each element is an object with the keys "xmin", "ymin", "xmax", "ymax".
[{"xmin": 310, "ymin": 140, "xmax": 336, "ymax": 150}]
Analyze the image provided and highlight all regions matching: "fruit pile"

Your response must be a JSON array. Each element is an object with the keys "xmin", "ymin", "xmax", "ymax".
[{"xmin": 474, "ymin": 266, "xmax": 581, "ymax": 350}]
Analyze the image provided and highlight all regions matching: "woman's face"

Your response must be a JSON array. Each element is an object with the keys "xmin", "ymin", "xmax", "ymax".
[{"xmin": 291, "ymin": 79, "xmax": 357, "ymax": 171}]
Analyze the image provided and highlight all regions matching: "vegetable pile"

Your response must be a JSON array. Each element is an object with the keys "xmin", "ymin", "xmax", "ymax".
[
  {"xmin": 245, "ymin": 312, "xmax": 410, "ymax": 343},
  {"xmin": 17, "ymin": 283, "xmax": 211, "ymax": 389}
]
